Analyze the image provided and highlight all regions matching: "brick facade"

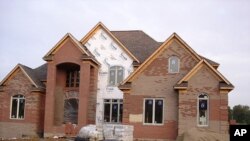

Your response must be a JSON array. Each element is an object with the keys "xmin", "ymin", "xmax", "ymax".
[
  {"xmin": 122, "ymin": 39, "xmax": 198, "ymax": 140},
  {"xmin": 43, "ymin": 36, "xmax": 98, "ymax": 137},
  {"xmin": 120, "ymin": 36, "xmax": 233, "ymax": 140},
  {"xmin": 0, "ymin": 23, "xmax": 233, "ymax": 140},
  {"xmin": 0, "ymin": 69, "xmax": 45, "ymax": 138}
]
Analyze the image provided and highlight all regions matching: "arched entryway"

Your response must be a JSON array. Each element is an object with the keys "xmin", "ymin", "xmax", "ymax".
[{"xmin": 54, "ymin": 63, "xmax": 80, "ymax": 125}]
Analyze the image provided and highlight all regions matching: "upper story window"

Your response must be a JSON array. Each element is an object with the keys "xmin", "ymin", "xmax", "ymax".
[
  {"xmin": 198, "ymin": 94, "xmax": 209, "ymax": 126},
  {"xmin": 144, "ymin": 98, "xmax": 164, "ymax": 125},
  {"xmin": 109, "ymin": 66, "xmax": 124, "ymax": 86},
  {"xmin": 168, "ymin": 56, "xmax": 180, "ymax": 73},
  {"xmin": 10, "ymin": 95, "xmax": 25, "ymax": 119},
  {"xmin": 66, "ymin": 70, "xmax": 80, "ymax": 87}
]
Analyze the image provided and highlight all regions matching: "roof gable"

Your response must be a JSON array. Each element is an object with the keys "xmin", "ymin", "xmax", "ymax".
[
  {"xmin": 80, "ymin": 22, "xmax": 140, "ymax": 63},
  {"xmin": 43, "ymin": 33, "xmax": 90, "ymax": 60},
  {"xmin": 121, "ymin": 33, "xmax": 202, "ymax": 84},
  {"xmin": 177, "ymin": 59, "xmax": 232, "ymax": 85},
  {"xmin": 0, "ymin": 64, "xmax": 40, "ymax": 88}
]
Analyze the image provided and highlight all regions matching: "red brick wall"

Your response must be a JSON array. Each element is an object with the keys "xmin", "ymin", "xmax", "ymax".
[
  {"xmin": 178, "ymin": 65, "xmax": 229, "ymax": 135},
  {"xmin": 87, "ymin": 66, "xmax": 98, "ymax": 124},
  {"xmin": 0, "ymin": 68, "xmax": 45, "ymax": 138},
  {"xmin": 123, "ymin": 38, "xmax": 199, "ymax": 140},
  {"xmin": 44, "ymin": 37, "xmax": 98, "ymax": 137}
]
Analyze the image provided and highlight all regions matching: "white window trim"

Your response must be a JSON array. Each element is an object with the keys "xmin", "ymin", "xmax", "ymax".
[
  {"xmin": 197, "ymin": 94, "xmax": 209, "ymax": 127},
  {"xmin": 143, "ymin": 98, "xmax": 164, "ymax": 126},
  {"xmin": 168, "ymin": 56, "xmax": 180, "ymax": 73},
  {"xmin": 103, "ymin": 99, "xmax": 123, "ymax": 123},
  {"xmin": 108, "ymin": 66, "xmax": 125, "ymax": 86},
  {"xmin": 10, "ymin": 95, "xmax": 25, "ymax": 120}
]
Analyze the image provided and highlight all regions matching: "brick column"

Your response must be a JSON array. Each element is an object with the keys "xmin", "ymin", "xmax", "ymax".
[
  {"xmin": 219, "ymin": 90, "xmax": 229, "ymax": 134},
  {"xmin": 178, "ymin": 89, "xmax": 187, "ymax": 136},
  {"xmin": 78, "ymin": 62, "xmax": 91, "ymax": 126},
  {"xmin": 44, "ymin": 62, "xmax": 56, "ymax": 135}
]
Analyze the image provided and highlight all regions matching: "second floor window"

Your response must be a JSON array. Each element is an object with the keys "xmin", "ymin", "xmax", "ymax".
[
  {"xmin": 109, "ymin": 66, "xmax": 124, "ymax": 86},
  {"xmin": 169, "ymin": 56, "xmax": 180, "ymax": 73},
  {"xmin": 66, "ymin": 70, "xmax": 80, "ymax": 87}
]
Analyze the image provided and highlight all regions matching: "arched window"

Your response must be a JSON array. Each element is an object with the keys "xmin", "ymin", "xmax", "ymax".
[
  {"xmin": 198, "ymin": 93, "xmax": 209, "ymax": 126},
  {"xmin": 10, "ymin": 95, "xmax": 25, "ymax": 119},
  {"xmin": 168, "ymin": 56, "xmax": 180, "ymax": 73},
  {"xmin": 109, "ymin": 66, "xmax": 124, "ymax": 86}
]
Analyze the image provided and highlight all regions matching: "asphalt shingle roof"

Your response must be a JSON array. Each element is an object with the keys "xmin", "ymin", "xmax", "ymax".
[
  {"xmin": 19, "ymin": 64, "xmax": 47, "ymax": 88},
  {"xmin": 111, "ymin": 30, "xmax": 161, "ymax": 63},
  {"xmin": 8, "ymin": 30, "xmax": 219, "ymax": 89}
]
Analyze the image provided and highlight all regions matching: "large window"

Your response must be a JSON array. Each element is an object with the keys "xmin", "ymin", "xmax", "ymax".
[
  {"xmin": 144, "ymin": 98, "xmax": 164, "ymax": 125},
  {"xmin": 109, "ymin": 66, "xmax": 124, "ymax": 86},
  {"xmin": 198, "ymin": 94, "xmax": 209, "ymax": 126},
  {"xmin": 168, "ymin": 56, "xmax": 180, "ymax": 73},
  {"xmin": 104, "ymin": 99, "xmax": 123, "ymax": 123},
  {"xmin": 10, "ymin": 95, "xmax": 25, "ymax": 119},
  {"xmin": 66, "ymin": 70, "xmax": 80, "ymax": 87},
  {"xmin": 64, "ymin": 98, "xmax": 79, "ymax": 124}
]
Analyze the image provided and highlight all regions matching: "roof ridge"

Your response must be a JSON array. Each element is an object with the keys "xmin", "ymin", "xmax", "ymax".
[
  {"xmin": 111, "ymin": 30, "xmax": 143, "ymax": 32},
  {"xmin": 18, "ymin": 63, "xmax": 34, "ymax": 70},
  {"xmin": 112, "ymin": 30, "xmax": 159, "ymax": 43}
]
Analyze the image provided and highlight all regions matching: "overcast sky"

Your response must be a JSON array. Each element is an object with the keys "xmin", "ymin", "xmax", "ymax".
[{"xmin": 0, "ymin": 0, "xmax": 250, "ymax": 107}]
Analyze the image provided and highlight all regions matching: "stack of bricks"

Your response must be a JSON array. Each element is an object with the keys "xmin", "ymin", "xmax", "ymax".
[{"xmin": 103, "ymin": 124, "xmax": 134, "ymax": 141}]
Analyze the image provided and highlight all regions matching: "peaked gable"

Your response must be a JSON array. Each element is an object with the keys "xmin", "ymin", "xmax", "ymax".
[
  {"xmin": 176, "ymin": 59, "xmax": 233, "ymax": 87},
  {"xmin": 80, "ymin": 22, "xmax": 140, "ymax": 63},
  {"xmin": 0, "ymin": 64, "xmax": 40, "ymax": 88},
  {"xmin": 43, "ymin": 33, "xmax": 90, "ymax": 60},
  {"xmin": 121, "ymin": 33, "xmax": 202, "ymax": 84}
]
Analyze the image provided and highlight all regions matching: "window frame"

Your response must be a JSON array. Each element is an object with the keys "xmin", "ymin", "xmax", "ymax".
[
  {"xmin": 143, "ymin": 98, "xmax": 164, "ymax": 126},
  {"xmin": 197, "ymin": 93, "xmax": 209, "ymax": 127},
  {"xmin": 10, "ymin": 94, "xmax": 25, "ymax": 120},
  {"xmin": 66, "ymin": 70, "xmax": 80, "ymax": 88},
  {"xmin": 168, "ymin": 56, "xmax": 180, "ymax": 73},
  {"xmin": 108, "ymin": 66, "xmax": 124, "ymax": 86},
  {"xmin": 64, "ymin": 97, "xmax": 79, "ymax": 124},
  {"xmin": 103, "ymin": 99, "xmax": 123, "ymax": 123}
]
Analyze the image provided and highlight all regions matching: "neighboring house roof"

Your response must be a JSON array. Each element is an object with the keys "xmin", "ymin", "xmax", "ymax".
[
  {"xmin": 0, "ymin": 63, "xmax": 47, "ymax": 89},
  {"xmin": 175, "ymin": 59, "xmax": 233, "ymax": 90},
  {"xmin": 80, "ymin": 22, "xmax": 140, "ymax": 63},
  {"xmin": 111, "ymin": 30, "xmax": 161, "ymax": 63}
]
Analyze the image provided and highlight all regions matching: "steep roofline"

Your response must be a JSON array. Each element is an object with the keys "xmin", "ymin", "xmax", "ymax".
[
  {"xmin": 80, "ymin": 22, "xmax": 140, "ymax": 63},
  {"xmin": 0, "ymin": 64, "xmax": 39, "ymax": 88},
  {"xmin": 43, "ymin": 33, "xmax": 90, "ymax": 60},
  {"xmin": 111, "ymin": 30, "xmax": 160, "ymax": 43},
  {"xmin": 121, "ymin": 32, "xmax": 202, "ymax": 84}
]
